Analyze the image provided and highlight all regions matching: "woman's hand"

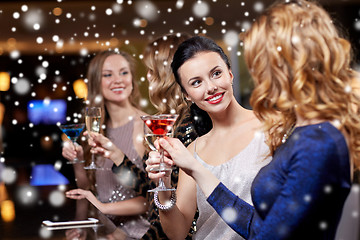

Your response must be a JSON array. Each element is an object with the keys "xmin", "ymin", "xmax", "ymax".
[
  {"xmin": 158, "ymin": 137, "xmax": 201, "ymax": 177},
  {"xmin": 85, "ymin": 131, "xmax": 125, "ymax": 166},
  {"xmin": 160, "ymin": 137, "xmax": 220, "ymax": 197},
  {"xmin": 145, "ymin": 148, "xmax": 174, "ymax": 188},
  {"xmin": 62, "ymin": 141, "xmax": 84, "ymax": 163},
  {"xmin": 145, "ymin": 150, "xmax": 173, "ymax": 176},
  {"xmin": 65, "ymin": 189, "xmax": 91, "ymax": 200},
  {"xmin": 65, "ymin": 228, "xmax": 87, "ymax": 240}
]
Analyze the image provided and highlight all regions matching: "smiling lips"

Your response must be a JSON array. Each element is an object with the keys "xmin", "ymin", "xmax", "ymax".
[
  {"xmin": 111, "ymin": 87, "xmax": 124, "ymax": 93},
  {"xmin": 205, "ymin": 92, "xmax": 224, "ymax": 104}
]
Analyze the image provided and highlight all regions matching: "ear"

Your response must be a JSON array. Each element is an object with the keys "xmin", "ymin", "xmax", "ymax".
[
  {"xmin": 229, "ymin": 70, "xmax": 234, "ymax": 85},
  {"xmin": 185, "ymin": 94, "xmax": 192, "ymax": 102}
]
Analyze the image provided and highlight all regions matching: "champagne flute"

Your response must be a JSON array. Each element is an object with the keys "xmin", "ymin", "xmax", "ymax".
[
  {"xmin": 141, "ymin": 114, "xmax": 178, "ymax": 192},
  {"xmin": 84, "ymin": 107, "xmax": 103, "ymax": 170},
  {"xmin": 58, "ymin": 123, "xmax": 85, "ymax": 164}
]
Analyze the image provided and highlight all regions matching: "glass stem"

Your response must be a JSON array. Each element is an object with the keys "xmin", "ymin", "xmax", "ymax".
[
  {"xmin": 73, "ymin": 141, "xmax": 78, "ymax": 161},
  {"xmin": 158, "ymin": 177, "xmax": 166, "ymax": 188},
  {"xmin": 158, "ymin": 147, "xmax": 167, "ymax": 188},
  {"xmin": 159, "ymin": 147, "xmax": 165, "ymax": 171},
  {"xmin": 92, "ymin": 151, "xmax": 95, "ymax": 164}
]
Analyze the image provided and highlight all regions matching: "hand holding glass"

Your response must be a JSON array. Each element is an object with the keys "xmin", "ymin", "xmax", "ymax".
[
  {"xmin": 84, "ymin": 107, "xmax": 103, "ymax": 170},
  {"xmin": 141, "ymin": 114, "xmax": 178, "ymax": 192},
  {"xmin": 58, "ymin": 123, "xmax": 85, "ymax": 164}
]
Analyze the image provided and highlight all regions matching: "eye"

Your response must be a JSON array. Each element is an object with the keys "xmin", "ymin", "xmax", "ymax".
[
  {"xmin": 103, "ymin": 73, "xmax": 112, "ymax": 78},
  {"xmin": 190, "ymin": 79, "xmax": 201, "ymax": 87},
  {"xmin": 120, "ymin": 71, "xmax": 129, "ymax": 76},
  {"xmin": 211, "ymin": 70, "xmax": 222, "ymax": 78}
]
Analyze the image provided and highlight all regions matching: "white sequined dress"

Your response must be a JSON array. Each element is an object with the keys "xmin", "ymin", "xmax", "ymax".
[{"xmin": 193, "ymin": 132, "xmax": 271, "ymax": 240}]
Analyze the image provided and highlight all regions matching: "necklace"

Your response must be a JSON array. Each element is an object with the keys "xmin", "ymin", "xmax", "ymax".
[{"xmin": 281, "ymin": 124, "xmax": 296, "ymax": 143}]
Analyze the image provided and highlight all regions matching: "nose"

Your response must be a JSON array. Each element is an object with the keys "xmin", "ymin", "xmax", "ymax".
[
  {"xmin": 113, "ymin": 73, "xmax": 123, "ymax": 83},
  {"xmin": 206, "ymin": 81, "xmax": 218, "ymax": 93}
]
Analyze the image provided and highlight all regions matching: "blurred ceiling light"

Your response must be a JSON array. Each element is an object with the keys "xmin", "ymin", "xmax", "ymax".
[
  {"xmin": 140, "ymin": 19, "xmax": 148, "ymax": 28},
  {"xmin": 0, "ymin": 103, "xmax": 4, "ymax": 125},
  {"xmin": 7, "ymin": 38, "xmax": 17, "ymax": 47},
  {"xmin": 73, "ymin": 79, "xmax": 88, "ymax": 99},
  {"xmin": 110, "ymin": 38, "xmax": 119, "ymax": 46},
  {"xmin": 205, "ymin": 17, "xmax": 214, "ymax": 26},
  {"xmin": 53, "ymin": 7, "xmax": 62, "ymax": 16},
  {"xmin": 1, "ymin": 200, "xmax": 15, "ymax": 222},
  {"xmin": 0, "ymin": 183, "xmax": 15, "ymax": 222},
  {"xmin": 0, "ymin": 72, "xmax": 10, "ymax": 91}
]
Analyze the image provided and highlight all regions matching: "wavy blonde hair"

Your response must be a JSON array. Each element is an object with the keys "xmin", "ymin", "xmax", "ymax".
[
  {"xmin": 143, "ymin": 33, "xmax": 192, "ymax": 126},
  {"xmin": 244, "ymin": 0, "xmax": 360, "ymax": 172}
]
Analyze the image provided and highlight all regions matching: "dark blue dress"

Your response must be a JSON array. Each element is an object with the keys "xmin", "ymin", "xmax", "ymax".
[{"xmin": 207, "ymin": 122, "xmax": 351, "ymax": 239}]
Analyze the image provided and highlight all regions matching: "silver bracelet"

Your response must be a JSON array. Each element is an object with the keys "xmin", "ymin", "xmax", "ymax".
[{"xmin": 154, "ymin": 191, "xmax": 176, "ymax": 211}]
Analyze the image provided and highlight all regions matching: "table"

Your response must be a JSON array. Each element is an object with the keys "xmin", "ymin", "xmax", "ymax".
[{"xmin": 1, "ymin": 184, "xmax": 126, "ymax": 240}]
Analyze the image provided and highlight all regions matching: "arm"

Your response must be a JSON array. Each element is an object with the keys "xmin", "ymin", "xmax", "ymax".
[
  {"xmin": 66, "ymin": 189, "xmax": 148, "ymax": 216},
  {"xmin": 158, "ymin": 170, "xmax": 198, "ymax": 240},
  {"xmin": 140, "ymin": 119, "xmax": 199, "ymax": 239},
  {"xmin": 210, "ymin": 127, "xmax": 351, "ymax": 239},
  {"xmin": 158, "ymin": 137, "xmax": 220, "ymax": 197},
  {"xmin": 62, "ymin": 141, "xmax": 89, "ymax": 189},
  {"xmin": 87, "ymin": 132, "xmax": 125, "ymax": 166},
  {"xmin": 146, "ymin": 150, "xmax": 198, "ymax": 239},
  {"xmin": 207, "ymin": 183, "xmax": 254, "ymax": 238}
]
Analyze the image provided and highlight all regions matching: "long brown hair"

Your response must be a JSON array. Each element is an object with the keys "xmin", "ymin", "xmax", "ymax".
[
  {"xmin": 87, "ymin": 50, "xmax": 140, "ymax": 118},
  {"xmin": 244, "ymin": 0, "xmax": 360, "ymax": 172},
  {"xmin": 83, "ymin": 50, "xmax": 141, "ymax": 186}
]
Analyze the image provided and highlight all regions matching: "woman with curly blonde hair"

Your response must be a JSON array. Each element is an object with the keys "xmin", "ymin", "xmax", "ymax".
[
  {"xmin": 245, "ymin": 1, "xmax": 360, "ymax": 168},
  {"xmin": 146, "ymin": 0, "xmax": 360, "ymax": 239}
]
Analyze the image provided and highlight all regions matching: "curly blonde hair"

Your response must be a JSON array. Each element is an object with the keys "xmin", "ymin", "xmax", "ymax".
[
  {"xmin": 244, "ymin": 0, "xmax": 360, "ymax": 172},
  {"xmin": 143, "ymin": 33, "xmax": 192, "ymax": 126}
]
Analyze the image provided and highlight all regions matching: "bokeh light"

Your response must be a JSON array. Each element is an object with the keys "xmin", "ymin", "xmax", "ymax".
[
  {"xmin": 1, "ymin": 167, "xmax": 17, "ymax": 184},
  {"xmin": 16, "ymin": 185, "xmax": 38, "ymax": 206},
  {"xmin": 192, "ymin": 1, "xmax": 210, "ymax": 17},
  {"xmin": 13, "ymin": 78, "xmax": 31, "ymax": 95},
  {"xmin": 22, "ymin": 8, "xmax": 45, "ymax": 31},
  {"xmin": 135, "ymin": 0, "xmax": 158, "ymax": 21},
  {"xmin": 48, "ymin": 190, "xmax": 66, "ymax": 207}
]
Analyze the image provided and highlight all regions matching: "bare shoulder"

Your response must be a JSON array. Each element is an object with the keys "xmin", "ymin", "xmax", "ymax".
[
  {"xmin": 186, "ymin": 139, "xmax": 196, "ymax": 154},
  {"xmin": 133, "ymin": 109, "xmax": 147, "ymax": 124},
  {"xmin": 237, "ymin": 109, "xmax": 262, "ymax": 130},
  {"xmin": 245, "ymin": 110, "xmax": 262, "ymax": 128}
]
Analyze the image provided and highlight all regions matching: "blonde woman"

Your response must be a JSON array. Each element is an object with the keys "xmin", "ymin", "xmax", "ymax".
[{"xmin": 63, "ymin": 50, "xmax": 150, "ymax": 239}]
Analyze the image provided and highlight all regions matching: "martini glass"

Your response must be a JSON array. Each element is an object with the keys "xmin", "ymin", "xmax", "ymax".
[
  {"xmin": 58, "ymin": 123, "xmax": 85, "ymax": 164},
  {"xmin": 84, "ymin": 107, "xmax": 103, "ymax": 170},
  {"xmin": 141, "ymin": 114, "xmax": 178, "ymax": 192}
]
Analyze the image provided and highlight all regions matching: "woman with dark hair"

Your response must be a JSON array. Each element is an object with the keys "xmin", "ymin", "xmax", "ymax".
[
  {"xmin": 146, "ymin": 35, "xmax": 271, "ymax": 239},
  {"xmin": 150, "ymin": 0, "xmax": 360, "ymax": 239}
]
